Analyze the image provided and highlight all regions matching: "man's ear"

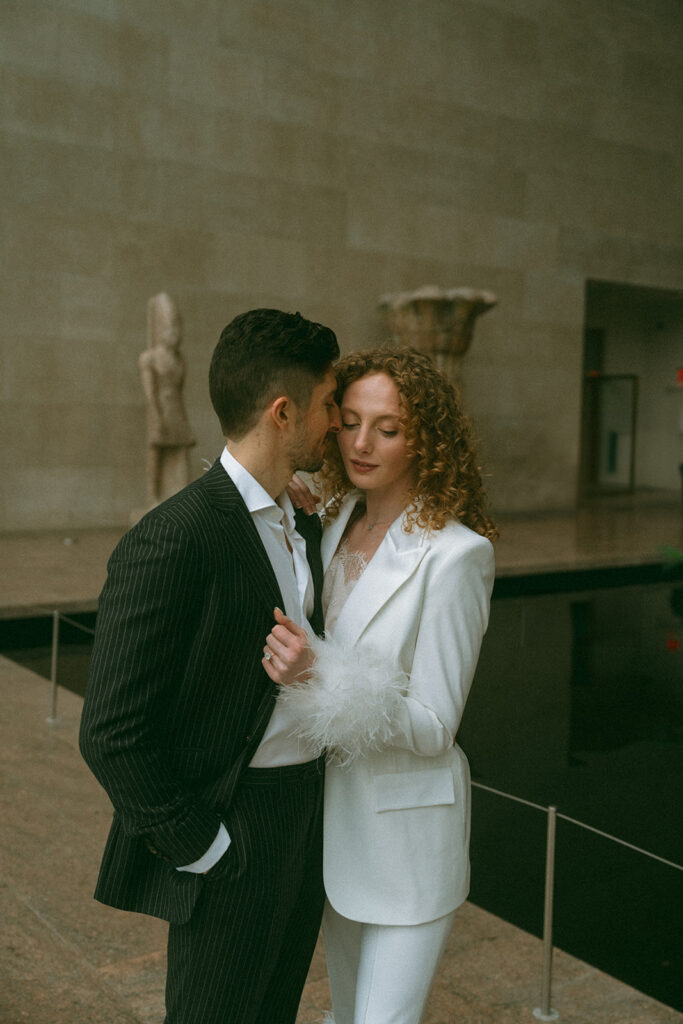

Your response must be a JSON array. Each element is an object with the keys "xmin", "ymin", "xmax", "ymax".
[{"xmin": 269, "ymin": 395, "xmax": 293, "ymax": 431}]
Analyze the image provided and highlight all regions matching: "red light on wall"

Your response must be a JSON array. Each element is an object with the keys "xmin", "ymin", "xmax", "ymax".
[
  {"xmin": 665, "ymin": 634, "xmax": 680, "ymax": 652},
  {"xmin": 677, "ymin": 367, "xmax": 683, "ymax": 386}
]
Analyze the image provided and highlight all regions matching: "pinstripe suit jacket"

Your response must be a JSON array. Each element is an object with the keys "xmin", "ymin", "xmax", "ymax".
[{"xmin": 79, "ymin": 460, "xmax": 324, "ymax": 924}]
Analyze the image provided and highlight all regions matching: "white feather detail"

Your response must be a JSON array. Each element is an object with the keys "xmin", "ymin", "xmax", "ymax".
[
  {"xmin": 277, "ymin": 632, "xmax": 406, "ymax": 766},
  {"xmin": 318, "ymin": 1013, "xmax": 335, "ymax": 1024}
]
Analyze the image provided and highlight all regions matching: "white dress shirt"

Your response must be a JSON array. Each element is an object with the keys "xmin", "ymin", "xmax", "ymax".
[{"xmin": 177, "ymin": 448, "xmax": 318, "ymax": 873}]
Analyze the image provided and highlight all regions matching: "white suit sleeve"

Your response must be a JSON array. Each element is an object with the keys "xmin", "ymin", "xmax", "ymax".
[
  {"xmin": 277, "ymin": 537, "xmax": 494, "ymax": 764},
  {"xmin": 390, "ymin": 539, "xmax": 494, "ymax": 756}
]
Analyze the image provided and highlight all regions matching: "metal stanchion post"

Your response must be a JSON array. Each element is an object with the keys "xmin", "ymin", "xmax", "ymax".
[
  {"xmin": 47, "ymin": 610, "xmax": 60, "ymax": 724},
  {"xmin": 534, "ymin": 805, "xmax": 559, "ymax": 1020}
]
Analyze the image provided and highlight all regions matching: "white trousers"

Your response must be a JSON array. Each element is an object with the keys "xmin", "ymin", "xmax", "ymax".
[{"xmin": 322, "ymin": 900, "xmax": 456, "ymax": 1024}]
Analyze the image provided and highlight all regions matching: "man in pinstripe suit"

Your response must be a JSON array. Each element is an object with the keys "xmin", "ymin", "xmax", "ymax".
[{"xmin": 80, "ymin": 309, "xmax": 341, "ymax": 1024}]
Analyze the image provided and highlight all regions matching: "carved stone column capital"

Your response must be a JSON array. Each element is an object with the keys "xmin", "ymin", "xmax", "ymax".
[{"xmin": 379, "ymin": 285, "xmax": 497, "ymax": 381}]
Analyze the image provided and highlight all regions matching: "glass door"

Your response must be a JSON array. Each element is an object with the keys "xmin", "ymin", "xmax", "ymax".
[{"xmin": 579, "ymin": 374, "xmax": 638, "ymax": 496}]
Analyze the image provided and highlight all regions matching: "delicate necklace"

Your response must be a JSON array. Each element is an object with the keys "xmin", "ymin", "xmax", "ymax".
[
  {"xmin": 365, "ymin": 518, "xmax": 393, "ymax": 532},
  {"xmin": 354, "ymin": 502, "xmax": 402, "ymax": 533}
]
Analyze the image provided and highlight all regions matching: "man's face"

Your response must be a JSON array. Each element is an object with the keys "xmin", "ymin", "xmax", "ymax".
[{"xmin": 289, "ymin": 368, "xmax": 341, "ymax": 473}]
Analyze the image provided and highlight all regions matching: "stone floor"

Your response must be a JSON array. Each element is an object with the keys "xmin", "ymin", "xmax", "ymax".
[
  {"xmin": 2, "ymin": 656, "xmax": 681, "ymax": 1024},
  {"xmin": 1, "ymin": 491, "xmax": 682, "ymax": 1023},
  {"xmin": 493, "ymin": 490, "xmax": 683, "ymax": 576}
]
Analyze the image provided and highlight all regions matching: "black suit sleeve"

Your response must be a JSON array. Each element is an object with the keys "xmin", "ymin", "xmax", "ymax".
[{"xmin": 79, "ymin": 514, "xmax": 221, "ymax": 866}]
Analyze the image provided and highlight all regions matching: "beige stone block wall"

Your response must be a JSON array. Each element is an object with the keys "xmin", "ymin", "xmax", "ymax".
[{"xmin": 1, "ymin": 0, "xmax": 681, "ymax": 529}]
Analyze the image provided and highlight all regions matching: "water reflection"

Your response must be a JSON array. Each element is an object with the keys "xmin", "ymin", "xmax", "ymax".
[{"xmin": 460, "ymin": 578, "xmax": 683, "ymax": 1010}]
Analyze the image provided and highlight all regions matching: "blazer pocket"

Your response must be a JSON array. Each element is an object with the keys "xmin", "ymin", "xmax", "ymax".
[{"xmin": 373, "ymin": 768, "xmax": 455, "ymax": 812}]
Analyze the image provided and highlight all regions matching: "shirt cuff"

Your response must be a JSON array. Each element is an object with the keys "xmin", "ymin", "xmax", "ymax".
[{"xmin": 176, "ymin": 822, "xmax": 231, "ymax": 873}]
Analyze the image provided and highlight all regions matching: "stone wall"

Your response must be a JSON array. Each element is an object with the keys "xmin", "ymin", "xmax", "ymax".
[{"xmin": 1, "ymin": 0, "xmax": 681, "ymax": 529}]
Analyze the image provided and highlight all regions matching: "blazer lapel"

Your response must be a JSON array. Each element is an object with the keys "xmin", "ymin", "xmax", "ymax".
[
  {"xmin": 324, "ymin": 495, "xmax": 430, "ymax": 647},
  {"xmin": 202, "ymin": 461, "xmax": 283, "ymax": 616},
  {"xmin": 294, "ymin": 508, "xmax": 324, "ymax": 636},
  {"xmin": 321, "ymin": 492, "xmax": 363, "ymax": 572}
]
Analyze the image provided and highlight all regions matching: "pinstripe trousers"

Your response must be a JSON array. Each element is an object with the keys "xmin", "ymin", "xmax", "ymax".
[{"xmin": 165, "ymin": 758, "xmax": 325, "ymax": 1024}]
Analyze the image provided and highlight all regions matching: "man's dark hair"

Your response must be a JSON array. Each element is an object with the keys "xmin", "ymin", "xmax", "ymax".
[{"xmin": 209, "ymin": 308, "xmax": 339, "ymax": 438}]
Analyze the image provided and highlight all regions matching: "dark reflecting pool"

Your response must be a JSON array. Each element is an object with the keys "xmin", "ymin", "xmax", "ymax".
[
  {"xmin": 0, "ymin": 613, "xmax": 94, "ymax": 697},
  {"xmin": 460, "ymin": 567, "xmax": 683, "ymax": 1011},
  {"xmin": 2, "ymin": 566, "xmax": 682, "ymax": 1010}
]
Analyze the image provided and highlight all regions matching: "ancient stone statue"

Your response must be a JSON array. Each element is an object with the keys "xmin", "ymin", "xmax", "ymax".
[
  {"xmin": 139, "ymin": 292, "xmax": 196, "ymax": 509},
  {"xmin": 379, "ymin": 285, "xmax": 497, "ymax": 382}
]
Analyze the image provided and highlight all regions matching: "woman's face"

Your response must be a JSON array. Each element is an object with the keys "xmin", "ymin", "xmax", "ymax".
[{"xmin": 337, "ymin": 372, "xmax": 416, "ymax": 496}]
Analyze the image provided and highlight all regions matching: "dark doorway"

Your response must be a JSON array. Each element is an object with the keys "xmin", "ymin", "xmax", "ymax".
[{"xmin": 580, "ymin": 280, "xmax": 683, "ymax": 501}]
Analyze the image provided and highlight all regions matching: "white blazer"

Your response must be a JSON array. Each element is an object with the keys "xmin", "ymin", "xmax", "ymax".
[{"xmin": 279, "ymin": 491, "xmax": 495, "ymax": 926}]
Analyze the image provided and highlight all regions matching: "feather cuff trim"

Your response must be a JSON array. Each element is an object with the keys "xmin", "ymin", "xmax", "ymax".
[{"xmin": 277, "ymin": 633, "xmax": 405, "ymax": 765}]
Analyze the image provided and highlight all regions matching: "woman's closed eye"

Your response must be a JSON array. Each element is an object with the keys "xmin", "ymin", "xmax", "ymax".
[{"xmin": 342, "ymin": 420, "xmax": 397, "ymax": 436}]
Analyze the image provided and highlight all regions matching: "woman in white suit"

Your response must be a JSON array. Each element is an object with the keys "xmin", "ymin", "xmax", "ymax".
[{"xmin": 263, "ymin": 347, "xmax": 496, "ymax": 1024}]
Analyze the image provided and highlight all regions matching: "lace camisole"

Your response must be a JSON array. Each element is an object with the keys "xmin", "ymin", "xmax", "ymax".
[{"xmin": 322, "ymin": 538, "xmax": 368, "ymax": 634}]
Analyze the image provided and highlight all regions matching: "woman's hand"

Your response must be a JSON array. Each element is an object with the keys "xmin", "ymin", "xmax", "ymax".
[
  {"xmin": 286, "ymin": 473, "xmax": 320, "ymax": 515},
  {"xmin": 262, "ymin": 607, "xmax": 314, "ymax": 686}
]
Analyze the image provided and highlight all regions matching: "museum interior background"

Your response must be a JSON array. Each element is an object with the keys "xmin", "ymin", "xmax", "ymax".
[
  {"xmin": 1, "ymin": 0, "xmax": 682, "ymax": 533},
  {"xmin": 2, "ymin": 4, "xmax": 683, "ymax": 1020}
]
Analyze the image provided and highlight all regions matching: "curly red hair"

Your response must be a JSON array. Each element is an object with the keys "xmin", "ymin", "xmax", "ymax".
[{"xmin": 320, "ymin": 347, "xmax": 497, "ymax": 540}]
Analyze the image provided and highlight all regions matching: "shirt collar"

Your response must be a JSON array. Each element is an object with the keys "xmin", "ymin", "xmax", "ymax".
[
  {"xmin": 220, "ymin": 447, "xmax": 276, "ymax": 515},
  {"xmin": 277, "ymin": 488, "xmax": 298, "ymax": 534},
  {"xmin": 220, "ymin": 447, "xmax": 294, "ymax": 525}
]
